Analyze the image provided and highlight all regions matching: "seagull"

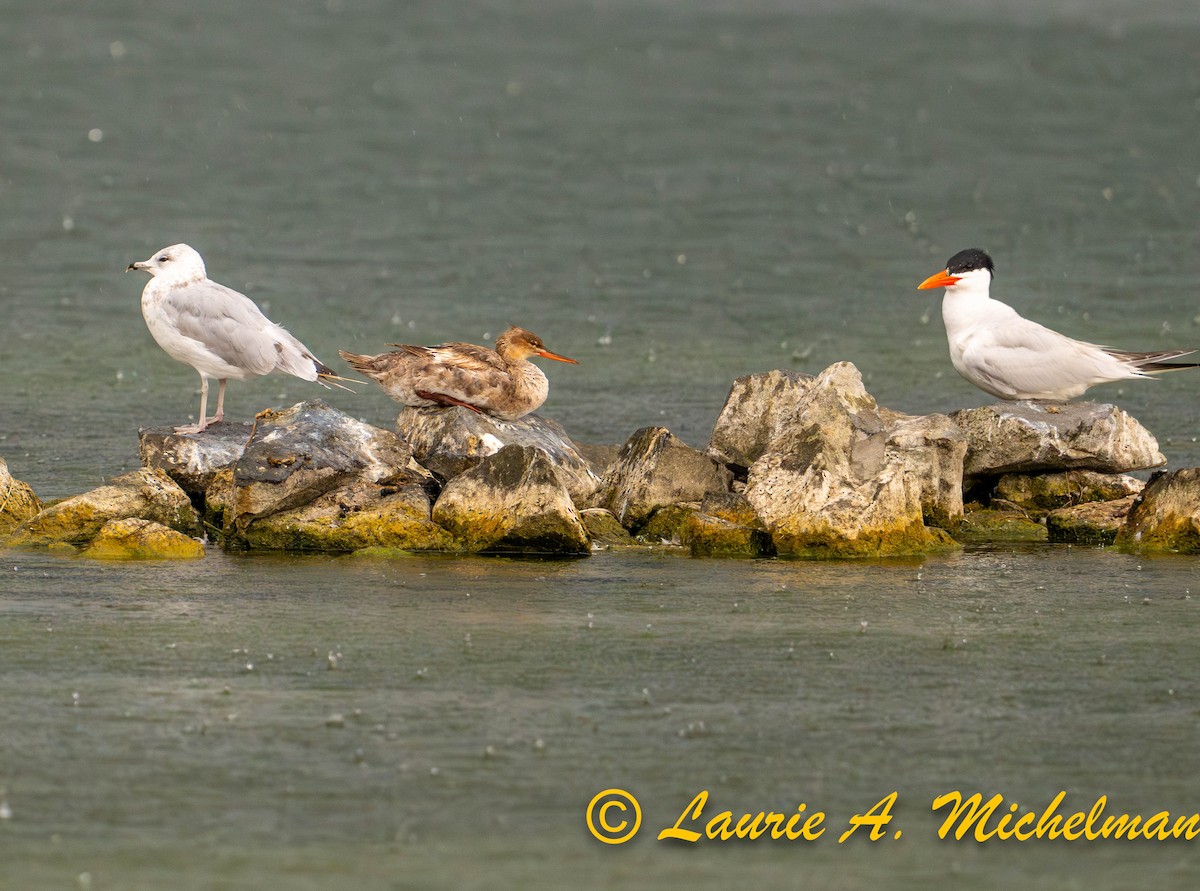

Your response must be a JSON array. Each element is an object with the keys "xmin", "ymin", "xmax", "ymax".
[
  {"xmin": 339, "ymin": 326, "xmax": 577, "ymax": 421},
  {"xmin": 917, "ymin": 248, "xmax": 1199, "ymax": 401},
  {"xmin": 129, "ymin": 243, "xmax": 350, "ymax": 434}
]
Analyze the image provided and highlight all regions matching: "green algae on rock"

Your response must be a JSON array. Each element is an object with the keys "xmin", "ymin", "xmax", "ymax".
[
  {"xmin": 432, "ymin": 445, "xmax": 589, "ymax": 555},
  {"xmin": 82, "ymin": 518, "xmax": 206, "ymax": 560},
  {"xmin": 6, "ymin": 468, "xmax": 200, "ymax": 548},
  {"xmin": 1115, "ymin": 469, "xmax": 1200, "ymax": 554},
  {"xmin": 0, "ymin": 457, "xmax": 42, "ymax": 536},
  {"xmin": 232, "ymin": 478, "xmax": 456, "ymax": 553},
  {"xmin": 1046, "ymin": 496, "xmax": 1137, "ymax": 546}
]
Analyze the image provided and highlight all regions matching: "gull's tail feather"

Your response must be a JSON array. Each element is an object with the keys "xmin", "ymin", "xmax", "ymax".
[{"xmin": 316, "ymin": 360, "xmax": 358, "ymax": 392}]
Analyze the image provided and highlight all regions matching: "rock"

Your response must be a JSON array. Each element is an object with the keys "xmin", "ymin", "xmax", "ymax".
[
  {"xmin": 577, "ymin": 443, "xmax": 622, "ymax": 478},
  {"xmin": 82, "ymin": 518, "xmax": 205, "ymax": 560},
  {"xmin": 1047, "ymin": 497, "xmax": 1137, "ymax": 545},
  {"xmin": 950, "ymin": 402, "xmax": 1164, "ymax": 478},
  {"xmin": 591, "ymin": 427, "xmax": 733, "ymax": 531},
  {"xmin": 221, "ymin": 400, "xmax": 424, "ymax": 532},
  {"xmin": 138, "ymin": 422, "xmax": 254, "ymax": 498},
  {"xmin": 0, "ymin": 457, "xmax": 42, "ymax": 536},
  {"xmin": 635, "ymin": 504, "xmax": 696, "ymax": 546},
  {"xmin": 580, "ymin": 508, "xmax": 635, "ymax": 548},
  {"xmin": 991, "ymin": 470, "xmax": 1143, "ymax": 517},
  {"xmin": 234, "ymin": 477, "xmax": 456, "ymax": 553},
  {"xmin": 432, "ymin": 445, "xmax": 589, "ymax": 555},
  {"xmin": 1115, "ymin": 469, "xmax": 1200, "ymax": 554},
  {"xmin": 956, "ymin": 509, "xmax": 1048, "ymax": 543},
  {"xmin": 742, "ymin": 362, "xmax": 962, "ymax": 557},
  {"xmin": 7, "ymin": 468, "xmax": 200, "ymax": 548},
  {"xmin": 397, "ymin": 406, "xmax": 601, "ymax": 503},
  {"xmin": 707, "ymin": 369, "xmax": 815, "ymax": 471},
  {"xmin": 682, "ymin": 512, "xmax": 775, "ymax": 558}
]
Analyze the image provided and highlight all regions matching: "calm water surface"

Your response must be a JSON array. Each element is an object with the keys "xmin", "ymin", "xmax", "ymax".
[{"xmin": 2, "ymin": 0, "xmax": 1200, "ymax": 887}]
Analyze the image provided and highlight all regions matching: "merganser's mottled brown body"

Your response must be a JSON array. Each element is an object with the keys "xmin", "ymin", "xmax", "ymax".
[{"xmin": 340, "ymin": 326, "xmax": 577, "ymax": 421}]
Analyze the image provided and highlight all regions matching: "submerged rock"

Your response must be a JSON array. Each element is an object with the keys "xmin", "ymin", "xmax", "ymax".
[
  {"xmin": 591, "ymin": 427, "xmax": 732, "ymax": 531},
  {"xmin": 991, "ymin": 470, "xmax": 1143, "ymax": 517},
  {"xmin": 432, "ymin": 445, "xmax": 589, "ymax": 555},
  {"xmin": 138, "ymin": 422, "xmax": 254, "ymax": 498},
  {"xmin": 7, "ymin": 468, "xmax": 200, "ymax": 548},
  {"xmin": 0, "ymin": 457, "xmax": 42, "ymax": 536},
  {"xmin": 955, "ymin": 509, "xmax": 1047, "ymax": 543},
  {"xmin": 82, "ymin": 518, "xmax": 205, "ymax": 560},
  {"xmin": 950, "ymin": 402, "xmax": 1164, "ymax": 478},
  {"xmin": 220, "ymin": 400, "xmax": 423, "ymax": 531},
  {"xmin": 742, "ymin": 362, "xmax": 962, "ymax": 557},
  {"xmin": 397, "ymin": 406, "xmax": 601, "ymax": 503},
  {"xmin": 579, "ymin": 508, "xmax": 635, "ymax": 548},
  {"xmin": 1046, "ymin": 497, "xmax": 1137, "ymax": 545},
  {"xmin": 1115, "ymin": 469, "xmax": 1200, "ymax": 554},
  {"xmin": 234, "ymin": 477, "xmax": 455, "ymax": 553},
  {"xmin": 707, "ymin": 369, "xmax": 815, "ymax": 471}
]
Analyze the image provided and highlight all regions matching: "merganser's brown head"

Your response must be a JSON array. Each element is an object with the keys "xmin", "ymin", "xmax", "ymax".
[{"xmin": 495, "ymin": 326, "xmax": 578, "ymax": 364}]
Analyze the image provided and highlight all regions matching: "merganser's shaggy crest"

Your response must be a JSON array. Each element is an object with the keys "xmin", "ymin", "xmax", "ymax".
[
  {"xmin": 340, "ymin": 326, "xmax": 577, "ymax": 421},
  {"xmin": 917, "ymin": 248, "xmax": 1198, "ymax": 401},
  {"xmin": 129, "ymin": 243, "xmax": 348, "ymax": 434}
]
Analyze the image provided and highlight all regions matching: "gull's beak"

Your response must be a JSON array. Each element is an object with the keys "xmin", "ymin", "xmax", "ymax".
[
  {"xmin": 536, "ymin": 348, "xmax": 578, "ymax": 365},
  {"xmin": 127, "ymin": 260, "xmax": 148, "ymax": 273},
  {"xmin": 917, "ymin": 269, "xmax": 961, "ymax": 290}
]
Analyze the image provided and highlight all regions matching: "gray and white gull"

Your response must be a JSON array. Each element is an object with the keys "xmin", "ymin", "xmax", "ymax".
[{"xmin": 129, "ymin": 243, "xmax": 348, "ymax": 434}]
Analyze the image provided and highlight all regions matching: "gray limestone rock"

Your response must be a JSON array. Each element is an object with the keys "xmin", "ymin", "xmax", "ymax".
[
  {"xmin": 950, "ymin": 402, "xmax": 1165, "ymax": 478},
  {"xmin": 432, "ymin": 445, "xmax": 589, "ymax": 555},
  {"xmin": 397, "ymin": 406, "xmax": 600, "ymax": 503},
  {"xmin": 591, "ymin": 427, "xmax": 733, "ymax": 531}
]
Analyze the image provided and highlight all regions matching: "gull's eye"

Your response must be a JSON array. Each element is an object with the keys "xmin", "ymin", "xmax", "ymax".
[{"xmin": 158, "ymin": 255, "xmax": 170, "ymax": 263}]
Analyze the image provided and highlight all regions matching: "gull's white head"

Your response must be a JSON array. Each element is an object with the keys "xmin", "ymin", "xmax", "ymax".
[
  {"xmin": 127, "ymin": 243, "xmax": 207, "ymax": 283},
  {"xmin": 917, "ymin": 248, "xmax": 995, "ymax": 298}
]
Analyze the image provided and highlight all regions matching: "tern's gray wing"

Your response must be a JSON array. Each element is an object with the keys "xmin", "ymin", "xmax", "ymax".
[{"xmin": 163, "ymin": 279, "xmax": 282, "ymax": 375}]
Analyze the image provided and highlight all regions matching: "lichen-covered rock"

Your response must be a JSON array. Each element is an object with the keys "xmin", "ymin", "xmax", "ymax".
[
  {"xmin": 432, "ymin": 445, "xmax": 589, "ymax": 555},
  {"xmin": 955, "ymin": 509, "xmax": 1047, "ymax": 542},
  {"xmin": 138, "ymin": 422, "xmax": 254, "ymax": 498},
  {"xmin": 0, "ymin": 456, "xmax": 42, "ymax": 536},
  {"xmin": 591, "ymin": 427, "xmax": 732, "ymax": 531},
  {"xmin": 82, "ymin": 518, "xmax": 205, "ymax": 560},
  {"xmin": 397, "ymin": 406, "xmax": 601, "ymax": 503},
  {"xmin": 224, "ymin": 400, "xmax": 424, "ymax": 531},
  {"xmin": 707, "ymin": 369, "xmax": 816, "ymax": 471},
  {"xmin": 950, "ymin": 402, "xmax": 1164, "ymax": 478},
  {"xmin": 681, "ymin": 512, "xmax": 775, "ymax": 558},
  {"xmin": 636, "ymin": 504, "xmax": 697, "ymax": 546},
  {"xmin": 580, "ymin": 508, "xmax": 635, "ymax": 548},
  {"xmin": 1046, "ymin": 496, "xmax": 1137, "ymax": 545},
  {"xmin": 992, "ymin": 470, "xmax": 1143, "ymax": 517},
  {"xmin": 234, "ymin": 477, "xmax": 455, "ymax": 553},
  {"xmin": 743, "ymin": 363, "xmax": 962, "ymax": 557},
  {"xmin": 7, "ymin": 468, "xmax": 200, "ymax": 548},
  {"xmin": 1115, "ymin": 469, "xmax": 1200, "ymax": 553}
]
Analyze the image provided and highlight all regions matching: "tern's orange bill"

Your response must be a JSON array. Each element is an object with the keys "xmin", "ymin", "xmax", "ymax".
[{"xmin": 917, "ymin": 269, "xmax": 961, "ymax": 290}]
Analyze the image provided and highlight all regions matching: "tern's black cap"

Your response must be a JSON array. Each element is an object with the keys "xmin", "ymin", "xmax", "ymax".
[{"xmin": 945, "ymin": 248, "xmax": 994, "ymax": 276}]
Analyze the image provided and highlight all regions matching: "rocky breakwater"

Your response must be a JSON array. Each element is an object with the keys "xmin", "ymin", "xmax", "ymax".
[{"xmin": 6, "ymin": 364, "xmax": 1200, "ymax": 560}]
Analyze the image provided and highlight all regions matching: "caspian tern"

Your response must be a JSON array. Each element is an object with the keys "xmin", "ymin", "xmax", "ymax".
[{"xmin": 917, "ymin": 248, "xmax": 1198, "ymax": 401}]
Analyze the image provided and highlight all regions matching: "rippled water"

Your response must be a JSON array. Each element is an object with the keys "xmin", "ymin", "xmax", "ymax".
[{"xmin": 2, "ymin": 1, "xmax": 1200, "ymax": 887}]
